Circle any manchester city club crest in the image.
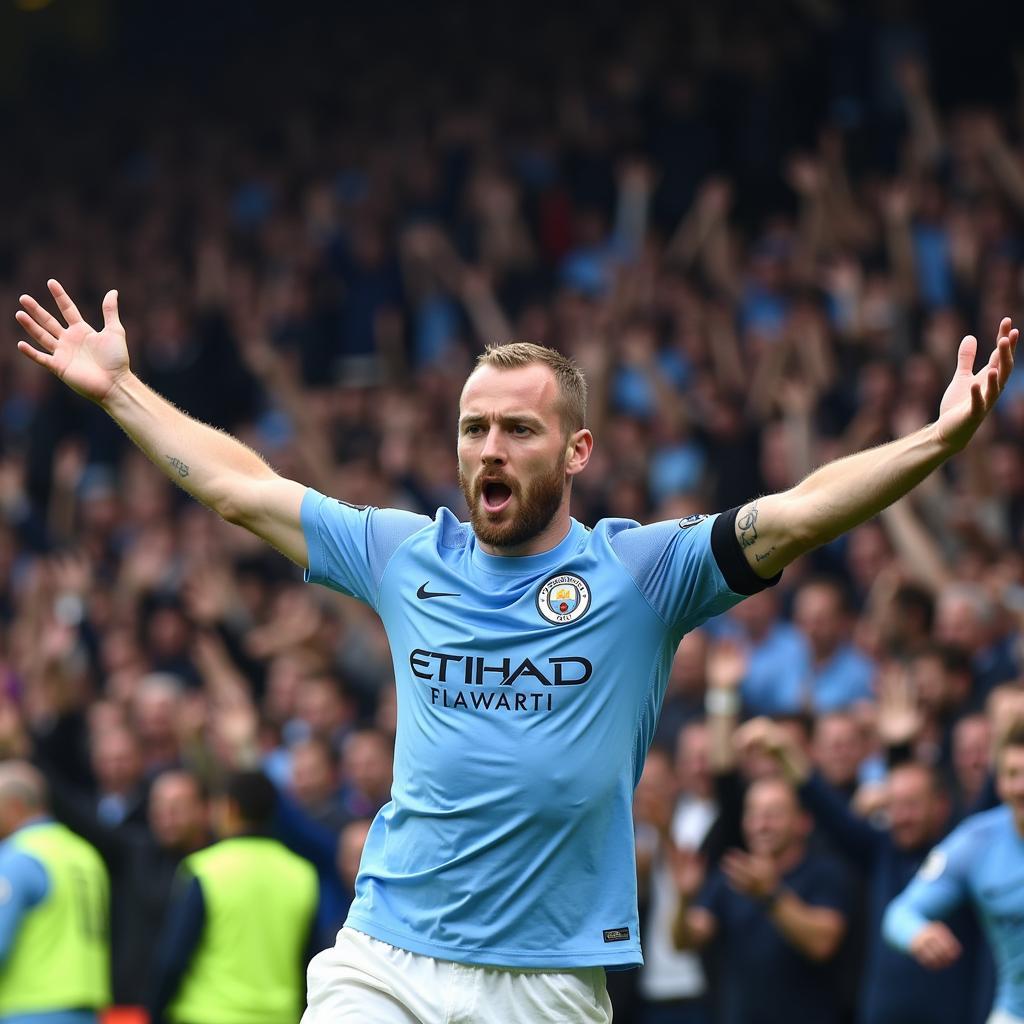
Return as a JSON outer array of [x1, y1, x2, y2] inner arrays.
[[537, 572, 591, 625]]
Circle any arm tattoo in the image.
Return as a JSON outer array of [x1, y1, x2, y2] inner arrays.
[[754, 546, 777, 563], [166, 456, 190, 479], [737, 500, 760, 549]]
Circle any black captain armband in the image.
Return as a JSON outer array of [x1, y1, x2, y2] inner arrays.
[[710, 507, 783, 596]]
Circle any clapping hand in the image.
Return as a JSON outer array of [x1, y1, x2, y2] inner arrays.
[[722, 849, 779, 901]]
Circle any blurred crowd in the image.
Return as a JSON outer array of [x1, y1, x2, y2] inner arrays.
[[2, 0, 1024, 1021]]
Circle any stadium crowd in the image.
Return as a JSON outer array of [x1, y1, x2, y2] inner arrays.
[[1, 1, 1024, 1021]]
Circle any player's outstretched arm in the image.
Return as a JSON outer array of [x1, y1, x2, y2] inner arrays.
[[16, 281, 308, 567], [736, 316, 1018, 577]]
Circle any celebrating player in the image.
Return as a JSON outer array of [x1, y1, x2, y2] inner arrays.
[[884, 720, 1024, 1024], [14, 281, 1016, 1022]]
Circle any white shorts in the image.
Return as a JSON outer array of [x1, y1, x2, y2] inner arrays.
[[302, 927, 614, 1024]]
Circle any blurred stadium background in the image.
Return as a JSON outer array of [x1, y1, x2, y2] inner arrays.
[[2, 0, 1024, 1021]]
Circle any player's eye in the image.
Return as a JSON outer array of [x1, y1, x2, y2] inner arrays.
[[511, 424, 531, 435], [464, 424, 483, 436]]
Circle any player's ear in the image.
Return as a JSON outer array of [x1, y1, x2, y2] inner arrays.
[[565, 429, 593, 477]]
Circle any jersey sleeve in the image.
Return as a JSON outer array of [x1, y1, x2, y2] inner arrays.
[[0, 847, 48, 965], [609, 507, 782, 633], [882, 825, 976, 951], [301, 489, 432, 608]]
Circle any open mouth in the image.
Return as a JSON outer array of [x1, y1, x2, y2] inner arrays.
[[481, 480, 513, 514]]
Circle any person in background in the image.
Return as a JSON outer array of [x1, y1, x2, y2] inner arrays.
[[88, 727, 147, 829], [952, 714, 994, 816], [885, 720, 1024, 1024], [289, 737, 348, 832], [636, 725, 714, 1024], [336, 818, 372, 906], [671, 775, 851, 1024], [739, 715, 990, 1024], [790, 579, 877, 715], [35, 757, 209, 1008], [337, 727, 394, 822], [0, 761, 110, 1024], [811, 712, 870, 802], [147, 770, 318, 1024], [723, 587, 805, 717]]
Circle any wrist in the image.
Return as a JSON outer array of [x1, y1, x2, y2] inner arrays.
[[100, 369, 141, 414]]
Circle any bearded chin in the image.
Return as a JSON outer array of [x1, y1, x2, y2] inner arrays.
[[460, 459, 566, 550]]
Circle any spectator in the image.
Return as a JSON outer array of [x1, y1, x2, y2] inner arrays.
[[637, 724, 715, 1023], [812, 712, 870, 801], [89, 726, 148, 829], [788, 579, 877, 715], [337, 728, 394, 822], [289, 737, 347, 832], [671, 776, 851, 1024], [722, 587, 805, 717], [738, 716, 990, 1024], [952, 714, 993, 816], [0, 4, 1022, 1017], [147, 771, 318, 1024]]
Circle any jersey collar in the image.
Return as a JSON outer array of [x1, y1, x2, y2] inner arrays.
[[470, 519, 585, 576]]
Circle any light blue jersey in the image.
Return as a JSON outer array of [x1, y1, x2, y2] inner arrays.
[[302, 491, 776, 968], [884, 805, 1024, 1018]]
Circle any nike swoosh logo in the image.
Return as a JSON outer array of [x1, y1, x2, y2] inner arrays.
[[416, 582, 461, 600]]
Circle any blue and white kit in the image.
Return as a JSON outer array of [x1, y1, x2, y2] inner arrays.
[[302, 491, 776, 969], [885, 805, 1024, 1020]]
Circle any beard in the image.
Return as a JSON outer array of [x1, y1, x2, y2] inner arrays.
[[459, 455, 566, 550]]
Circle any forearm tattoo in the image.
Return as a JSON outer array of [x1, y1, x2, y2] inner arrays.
[[166, 456, 190, 478]]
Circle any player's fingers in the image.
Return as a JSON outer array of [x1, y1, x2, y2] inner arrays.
[[956, 335, 977, 375], [16, 340, 55, 371], [47, 278, 83, 325], [18, 294, 64, 340], [984, 366, 999, 406], [970, 381, 985, 418], [998, 334, 1014, 385], [995, 316, 1012, 346], [14, 310, 57, 352], [999, 335, 1015, 387], [101, 289, 122, 333]]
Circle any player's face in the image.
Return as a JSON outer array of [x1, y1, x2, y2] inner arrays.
[[457, 364, 575, 550]]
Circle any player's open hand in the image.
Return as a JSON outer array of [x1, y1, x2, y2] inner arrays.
[[935, 316, 1017, 452], [15, 280, 130, 405]]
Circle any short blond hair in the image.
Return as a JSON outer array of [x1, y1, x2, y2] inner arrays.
[[475, 342, 587, 433], [996, 716, 1024, 765]]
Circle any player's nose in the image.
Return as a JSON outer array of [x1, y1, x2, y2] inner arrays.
[[480, 425, 507, 464]]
